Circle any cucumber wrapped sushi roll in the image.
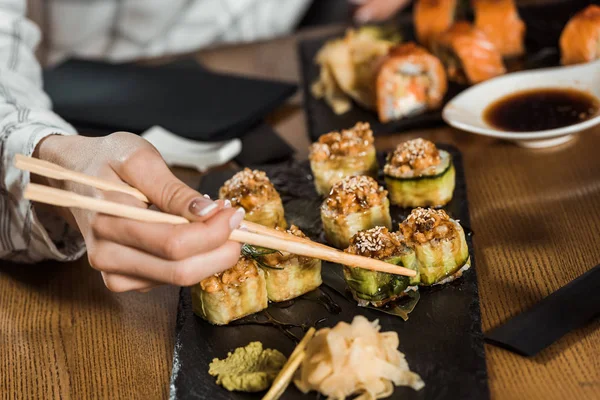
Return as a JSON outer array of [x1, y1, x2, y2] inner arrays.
[[191, 256, 268, 325], [384, 138, 455, 207], [309, 122, 378, 196], [400, 208, 470, 285], [219, 168, 287, 228], [321, 175, 392, 249], [244, 225, 322, 302], [343, 226, 420, 307]]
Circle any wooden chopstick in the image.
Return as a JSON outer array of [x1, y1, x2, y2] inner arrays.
[[15, 154, 311, 244], [23, 183, 416, 277], [15, 154, 149, 203], [262, 327, 316, 400]]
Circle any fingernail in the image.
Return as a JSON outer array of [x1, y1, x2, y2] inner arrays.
[[224, 199, 232, 209], [203, 194, 211, 199], [354, 8, 372, 22], [189, 198, 219, 217], [229, 208, 245, 229]]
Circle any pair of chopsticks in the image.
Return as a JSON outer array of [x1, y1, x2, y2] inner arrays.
[[262, 328, 315, 400], [15, 154, 416, 277]]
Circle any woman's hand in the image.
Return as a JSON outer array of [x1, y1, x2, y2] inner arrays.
[[33, 132, 244, 292], [351, 0, 412, 23]]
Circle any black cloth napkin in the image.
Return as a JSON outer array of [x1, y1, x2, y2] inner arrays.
[[43, 59, 297, 142], [235, 123, 295, 166], [485, 264, 600, 357]]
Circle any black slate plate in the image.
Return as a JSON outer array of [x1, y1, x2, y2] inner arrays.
[[299, 0, 596, 141], [169, 144, 489, 400]]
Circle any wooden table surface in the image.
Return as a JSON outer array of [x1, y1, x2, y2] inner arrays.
[[2, 28, 600, 400]]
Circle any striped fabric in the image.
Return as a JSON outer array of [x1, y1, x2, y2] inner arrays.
[[0, 0, 311, 262]]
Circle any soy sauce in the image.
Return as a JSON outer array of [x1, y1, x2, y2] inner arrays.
[[483, 88, 599, 132]]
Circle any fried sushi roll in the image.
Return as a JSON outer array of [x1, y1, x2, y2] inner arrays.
[[343, 227, 420, 307], [400, 208, 470, 286], [309, 122, 378, 196], [559, 5, 600, 66], [432, 22, 506, 84], [414, 0, 458, 49], [219, 168, 286, 229], [321, 176, 392, 249], [376, 43, 448, 123], [191, 256, 268, 325], [473, 0, 526, 58], [244, 225, 322, 303], [384, 139, 454, 207]]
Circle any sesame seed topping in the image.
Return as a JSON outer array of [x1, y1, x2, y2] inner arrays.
[[309, 122, 374, 161], [323, 176, 388, 215], [384, 138, 441, 176], [219, 168, 278, 208], [345, 226, 406, 259]]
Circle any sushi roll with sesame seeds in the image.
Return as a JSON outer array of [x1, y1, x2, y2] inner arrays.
[[219, 168, 287, 229], [321, 175, 392, 249], [343, 227, 420, 307], [400, 208, 470, 285], [242, 225, 322, 302], [309, 122, 378, 196], [384, 138, 455, 207], [191, 256, 268, 325]]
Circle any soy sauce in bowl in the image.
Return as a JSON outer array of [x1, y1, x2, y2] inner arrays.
[[483, 88, 600, 132]]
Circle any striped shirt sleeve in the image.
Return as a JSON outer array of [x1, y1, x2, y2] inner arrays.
[[0, 0, 85, 263]]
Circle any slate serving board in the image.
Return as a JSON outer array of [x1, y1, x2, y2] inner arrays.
[[169, 145, 489, 400], [299, 0, 596, 141]]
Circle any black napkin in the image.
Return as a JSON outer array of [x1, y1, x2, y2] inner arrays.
[[43, 59, 297, 142], [485, 264, 600, 357], [235, 123, 295, 166]]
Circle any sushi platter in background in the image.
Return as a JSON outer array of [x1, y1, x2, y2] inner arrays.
[[299, 0, 599, 141], [170, 125, 488, 399]]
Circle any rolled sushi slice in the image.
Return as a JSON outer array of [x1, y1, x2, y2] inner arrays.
[[400, 208, 470, 286], [384, 138, 455, 207], [309, 122, 378, 196], [343, 226, 420, 307], [244, 225, 322, 302], [376, 42, 448, 123], [191, 256, 268, 325], [321, 175, 392, 249], [219, 168, 287, 228]]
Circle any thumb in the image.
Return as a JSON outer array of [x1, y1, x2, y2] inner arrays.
[[115, 146, 225, 221]]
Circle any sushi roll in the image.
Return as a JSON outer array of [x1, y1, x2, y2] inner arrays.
[[309, 122, 378, 196], [431, 22, 506, 84], [400, 208, 470, 286], [559, 5, 600, 66], [321, 175, 392, 249], [191, 256, 268, 325], [414, 0, 459, 49], [473, 0, 526, 58], [384, 139, 455, 207], [343, 227, 420, 307], [244, 225, 322, 302], [219, 168, 287, 229], [376, 43, 448, 123]]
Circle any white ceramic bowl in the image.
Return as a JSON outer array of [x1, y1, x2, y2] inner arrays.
[[442, 59, 600, 148]]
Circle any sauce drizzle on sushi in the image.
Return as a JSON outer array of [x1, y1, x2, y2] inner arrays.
[[484, 88, 599, 132]]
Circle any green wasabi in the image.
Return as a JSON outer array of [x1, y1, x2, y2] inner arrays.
[[209, 342, 287, 392]]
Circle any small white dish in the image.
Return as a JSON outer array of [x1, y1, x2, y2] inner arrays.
[[442, 59, 600, 148]]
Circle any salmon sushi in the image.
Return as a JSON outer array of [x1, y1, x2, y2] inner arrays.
[[560, 5, 600, 65], [473, 0, 526, 58], [432, 22, 506, 84], [414, 0, 459, 49]]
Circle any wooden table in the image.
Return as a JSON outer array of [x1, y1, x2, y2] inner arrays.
[[2, 32, 599, 400]]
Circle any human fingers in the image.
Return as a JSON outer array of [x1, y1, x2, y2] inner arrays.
[[88, 240, 242, 286], [354, 0, 411, 22], [91, 207, 245, 260]]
